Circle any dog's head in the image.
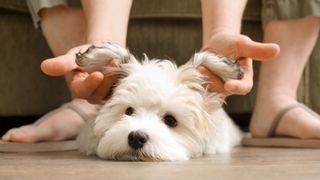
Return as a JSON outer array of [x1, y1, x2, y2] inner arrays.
[[76, 42, 243, 161]]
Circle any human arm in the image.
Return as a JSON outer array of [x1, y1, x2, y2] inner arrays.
[[200, 0, 280, 95], [40, 0, 133, 103]]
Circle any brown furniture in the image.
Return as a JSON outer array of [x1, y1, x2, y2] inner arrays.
[[0, 0, 319, 117]]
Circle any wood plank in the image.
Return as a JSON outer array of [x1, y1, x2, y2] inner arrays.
[[1, 147, 320, 180], [0, 140, 77, 152]]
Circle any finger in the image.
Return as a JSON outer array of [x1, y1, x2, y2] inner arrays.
[[71, 71, 104, 99], [41, 44, 92, 76], [87, 73, 118, 104], [237, 36, 280, 61], [41, 53, 78, 76], [224, 58, 253, 95], [224, 79, 253, 95], [197, 66, 226, 93]]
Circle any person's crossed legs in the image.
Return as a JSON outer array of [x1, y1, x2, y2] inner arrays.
[[2, 6, 97, 143], [250, 16, 320, 139]]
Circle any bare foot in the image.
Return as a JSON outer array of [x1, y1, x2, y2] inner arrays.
[[250, 94, 320, 139], [1, 99, 98, 143]]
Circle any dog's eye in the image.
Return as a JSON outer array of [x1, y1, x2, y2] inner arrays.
[[164, 115, 177, 127], [125, 107, 134, 116]]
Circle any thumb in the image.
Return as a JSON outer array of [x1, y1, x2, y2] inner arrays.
[[41, 52, 78, 76], [40, 44, 92, 76], [237, 36, 280, 61]]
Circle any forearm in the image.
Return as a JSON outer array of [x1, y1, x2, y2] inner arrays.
[[201, 0, 247, 45], [81, 0, 132, 46], [40, 6, 86, 56]]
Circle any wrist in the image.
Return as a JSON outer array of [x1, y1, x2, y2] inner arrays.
[[210, 27, 239, 37], [86, 37, 126, 47], [86, 38, 108, 45], [202, 27, 240, 48], [86, 28, 127, 47], [202, 28, 237, 50]]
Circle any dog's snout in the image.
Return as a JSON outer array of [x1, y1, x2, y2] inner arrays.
[[128, 130, 149, 149]]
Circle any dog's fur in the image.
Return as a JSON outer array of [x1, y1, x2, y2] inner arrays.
[[76, 42, 243, 161]]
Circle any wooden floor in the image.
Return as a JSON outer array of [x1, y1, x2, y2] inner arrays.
[[1, 147, 319, 180]]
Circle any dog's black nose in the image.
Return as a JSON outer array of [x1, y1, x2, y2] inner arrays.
[[128, 131, 149, 149]]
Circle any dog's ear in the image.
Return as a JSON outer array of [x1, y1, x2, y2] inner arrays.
[[176, 63, 225, 112], [75, 42, 137, 75], [177, 51, 243, 89], [190, 51, 244, 82], [176, 51, 244, 110]]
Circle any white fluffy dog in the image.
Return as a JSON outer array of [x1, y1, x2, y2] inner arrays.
[[76, 42, 243, 161]]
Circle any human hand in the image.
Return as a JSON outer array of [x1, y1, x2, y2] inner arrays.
[[41, 44, 118, 104], [199, 31, 280, 96]]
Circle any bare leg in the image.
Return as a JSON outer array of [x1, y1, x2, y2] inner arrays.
[[250, 16, 320, 138], [2, 6, 97, 142]]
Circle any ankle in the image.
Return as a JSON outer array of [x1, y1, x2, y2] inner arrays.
[[72, 99, 96, 108], [256, 89, 297, 106], [250, 91, 297, 137]]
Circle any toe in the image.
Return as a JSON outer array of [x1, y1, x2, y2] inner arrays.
[[1, 132, 11, 141], [2, 127, 21, 142], [2, 125, 51, 143], [7, 126, 39, 143]]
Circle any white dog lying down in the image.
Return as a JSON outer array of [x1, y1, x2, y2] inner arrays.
[[76, 42, 243, 161]]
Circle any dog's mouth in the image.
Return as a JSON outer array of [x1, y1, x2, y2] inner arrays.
[[111, 149, 161, 161], [129, 150, 151, 161]]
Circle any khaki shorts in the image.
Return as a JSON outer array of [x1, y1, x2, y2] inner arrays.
[[28, 0, 320, 29], [26, 0, 68, 29], [262, 0, 320, 28], [26, 0, 83, 29]]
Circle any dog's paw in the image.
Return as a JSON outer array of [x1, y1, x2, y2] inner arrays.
[[75, 42, 130, 73], [192, 52, 244, 82]]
